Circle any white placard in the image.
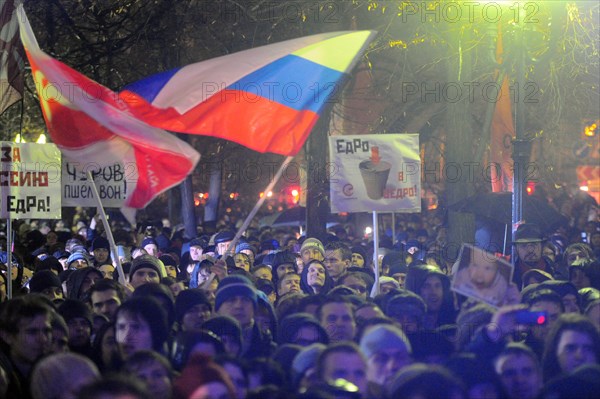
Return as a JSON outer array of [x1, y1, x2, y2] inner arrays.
[[329, 134, 421, 213], [0, 142, 61, 219], [61, 159, 134, 207]]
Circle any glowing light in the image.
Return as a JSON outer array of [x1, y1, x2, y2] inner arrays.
[[365, 227, 372, 235], [36, 134, 47, 144], [580, 186, 589, 192], [14, 134, 25, 143], [291, 189, 299, 197], [266, 191, 273, 198], [537, 315, 546, 325]]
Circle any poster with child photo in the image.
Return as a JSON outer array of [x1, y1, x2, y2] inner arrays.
[[451, 244, 513, 307]]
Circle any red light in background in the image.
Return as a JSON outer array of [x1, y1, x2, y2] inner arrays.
[[537, 315, 546, 325], [526, 182, 536, 195]]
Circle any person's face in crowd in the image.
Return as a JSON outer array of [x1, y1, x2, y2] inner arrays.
[[91, 289, 122, 319], [233, 254, 251, 272], [189, 245, 204, 262], [70, 258, 89, 269], [495, 353, 542, 399], [468, 250, 499, 289], [93, 248, 110, 264], [101, 327, 118, 367], [542, 245, 556, 262], [196, 267, 212, 286], [301, 247, 323, 264], [566, 250, 588, 267], [81, 272, 102, 294], [144, 244, 159, 257], [562, 294, 580, 313], [278, 273, 301, 297], [41, 286, 63, 302], [570, 268, 591, 290], [0, 279, 5, 303], [130, 360, 172, 399], [255, 306, 272, 336], [591, 233, 600, 248], [292, 325, 323, 346], [58, 257, 69, 270], [296, 257, 305, 275], [388, 310, 420, 334], [116, 312, 153, 359], [420, 275, 444, 313], [99, 264, 115, 280], [51, 325, 69, 353], [189, 381, 232, 399], [530, 300, 562, 341], [46, 231, 58, 246], [366, 347, 412, 386], [556, 329, 597, 374], [220, 334, 241, 357], [516, 242, 542, 264], [321, 351, 368, 396], [355, 305, 385, 324], [252, 267, 272, 281], [319, 302, 356, 342], [169, 281, 185, 297], [276, 263, 295, 280], [307, 262, 326, 289], [380, 282, 398, 295], [217, 241, 233, 256], [351, 252, 365, 268], [67, 317, 91, 347], [341, 275, 368, 299], [6, 314, 52, 366], [218, 295, 254, 329], [586, 303, 600, 331], [222, 361, 247, 399], [324, 249, 350, 280], [241, 249, 255, 265], [181, 303, 212, 333], [393, 272, 407, 289], [165, 265, 178, 279], [130, 267, 160, 289], [202, 279, 218, 305]]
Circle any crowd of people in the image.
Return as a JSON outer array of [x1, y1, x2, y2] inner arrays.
[[0, 196, 600, 399]]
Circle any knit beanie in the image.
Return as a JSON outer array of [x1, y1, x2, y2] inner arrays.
[[386, 293, 427, 320], [202, 315, 242, 350], [379, 276, 400, 290], [36, 256, 64, 275], [300, 238, 324, 258], [214, 230, 235, 244], [272, 251, 297, 274], [130, 255, 163, 279], [29, 270, 62, 294], [214, 275, 257, 311], [277, 312, 328, 345], [141, 237, 158, 248], [235, 242, 255, 255], [91, 237, 109, 251], [351, 246, 368, 263], [174, 289, 212, 324], [57, 299, 93, 327], [360, 324, 412, 359], [67, 251, 89, 267]]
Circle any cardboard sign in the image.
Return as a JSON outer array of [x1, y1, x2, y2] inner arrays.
[[62, 159, 135, 208], [451, 243, 514, 307], [329, 134, 421, 213], [0, 142, 61, 219]]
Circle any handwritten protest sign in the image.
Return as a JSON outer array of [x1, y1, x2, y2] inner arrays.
[[329, 134, 421, 213], [62, 159, 135, 208], [0, 142, 61, 219]]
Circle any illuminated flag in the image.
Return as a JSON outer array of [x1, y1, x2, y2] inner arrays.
[[490, 27, 515, 193], [17, 6, 200, 209], [0, 0, 25, 114], [119, 30, 376, 156]]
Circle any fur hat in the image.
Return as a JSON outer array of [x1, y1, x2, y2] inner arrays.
[[29, 270, 62, 294]]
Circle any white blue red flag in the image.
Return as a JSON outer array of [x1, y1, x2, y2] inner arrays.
[[119, 30, 376, 156], [17, 6, 200, 209], [0, 0, 25, 114]]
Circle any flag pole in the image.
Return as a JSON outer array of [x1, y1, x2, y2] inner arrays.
[[370, 211, 380, 298], [6, 220, 12, 299], [87, 172, 126, 285], [224, 155, 295, 256]]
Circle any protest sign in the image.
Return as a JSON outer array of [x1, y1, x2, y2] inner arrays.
[[62, 159, 135, 208], [0, 142, 61, 219], [329, 134, 421, 213], [451, 243, 514, 307]]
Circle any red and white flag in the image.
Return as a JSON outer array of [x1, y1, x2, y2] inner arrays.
[[17, 6, 200, 211], [0, 0, 25, 114]]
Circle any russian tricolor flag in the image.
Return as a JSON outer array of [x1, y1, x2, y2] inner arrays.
[[119, 31, 376, 156]]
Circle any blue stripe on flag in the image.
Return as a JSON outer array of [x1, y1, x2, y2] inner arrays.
[[226, 55, 344, 113], [122, 67, 181, 103]]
